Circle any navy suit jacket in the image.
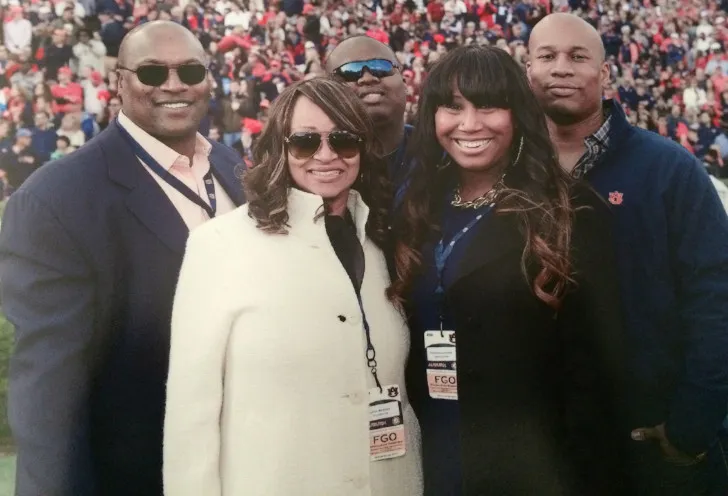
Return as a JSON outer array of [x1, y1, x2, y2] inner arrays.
[[0, 121, 245, 496]]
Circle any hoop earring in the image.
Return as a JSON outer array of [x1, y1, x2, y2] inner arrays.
[[512, 135, 524, 167], [437, 151, 453, 171]]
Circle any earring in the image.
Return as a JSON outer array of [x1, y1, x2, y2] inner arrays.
[[437, 151, 452, 171], [512, 135, 524, 167]]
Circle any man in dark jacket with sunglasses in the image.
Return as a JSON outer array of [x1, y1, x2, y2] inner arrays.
[[326, 35, 412, 207], [0, 21, 245, 496]]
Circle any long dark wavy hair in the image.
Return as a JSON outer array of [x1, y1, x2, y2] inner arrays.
[[243, 77, 391, 248], [388, 45, 576, 310]]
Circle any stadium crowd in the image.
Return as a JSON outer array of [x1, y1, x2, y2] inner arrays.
[[0, 0, 726, 190]]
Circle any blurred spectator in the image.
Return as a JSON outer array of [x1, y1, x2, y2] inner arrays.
[[81, 70, 107, 116], [50, 66, 83, 114], [5, 7, 33, 57], [0, 121, 13, 151], [98, 10, 127, 73], [30, 111, 57, 163], [56, 111, 85, 150], [714, 117, 728, 174], [49, 134, 72, 160], [72, 28, 107, 76], [684, 78, 708, 111], [44, 28, 74, 81], [234, 116, 262, 166], [0, 128, 39, 193]]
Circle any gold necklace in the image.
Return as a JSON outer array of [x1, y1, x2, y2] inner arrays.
[[451, 175, 506, 209]]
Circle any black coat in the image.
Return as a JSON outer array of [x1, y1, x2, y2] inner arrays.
[[406, 187, 630, 495]]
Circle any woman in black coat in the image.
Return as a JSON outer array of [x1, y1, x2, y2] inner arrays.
[[389, 45, 630, 495]]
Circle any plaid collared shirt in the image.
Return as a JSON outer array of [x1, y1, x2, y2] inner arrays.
[[571, 112, 612, 179]]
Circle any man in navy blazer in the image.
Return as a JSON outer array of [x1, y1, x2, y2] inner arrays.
[[0, 22, 245, 496]]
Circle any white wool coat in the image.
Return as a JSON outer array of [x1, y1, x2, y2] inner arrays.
[[163, 188, 423, 496]]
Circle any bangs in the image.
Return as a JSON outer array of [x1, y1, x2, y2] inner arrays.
[[426, 47, 512, 109]]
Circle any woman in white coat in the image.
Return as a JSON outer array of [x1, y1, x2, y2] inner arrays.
[[163, 78, 423, 496]]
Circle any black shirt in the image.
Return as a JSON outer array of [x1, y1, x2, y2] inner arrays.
[[43, 44, 74, 81], [324, 211, 364, 294], [0, 146, 40, 190]]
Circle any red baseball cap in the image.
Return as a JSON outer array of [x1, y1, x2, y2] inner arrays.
[[241, 117, 263, 134]]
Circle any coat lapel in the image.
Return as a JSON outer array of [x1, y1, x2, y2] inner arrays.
[[451, 210, 524, 285], [125, 181, 189, 254], [101, 121, 189, 255], [209, 144, 246, 206]]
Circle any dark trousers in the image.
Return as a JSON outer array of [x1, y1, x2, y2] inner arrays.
[[626, 429, 728, 496]]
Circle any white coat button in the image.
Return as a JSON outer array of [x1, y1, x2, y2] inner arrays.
[[353, 476, 369, 489]]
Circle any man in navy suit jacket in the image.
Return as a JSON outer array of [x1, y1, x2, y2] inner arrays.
[[0, 21, 245, 496]]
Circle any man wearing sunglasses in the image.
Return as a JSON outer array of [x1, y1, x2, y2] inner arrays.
[[325, 35, 411, 207], [0, 21, 245, 496]]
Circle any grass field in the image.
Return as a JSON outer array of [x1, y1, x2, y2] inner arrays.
[[0, 307, 13, 496], [0, 456, 14, 495], [0, 200, 16, 495], [0, 313, 12, 495]]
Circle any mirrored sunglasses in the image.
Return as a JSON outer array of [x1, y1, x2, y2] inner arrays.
[[333, 59, 399, 82]]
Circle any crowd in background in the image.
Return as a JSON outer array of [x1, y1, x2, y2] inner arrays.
[[0, 0, 727, 192]]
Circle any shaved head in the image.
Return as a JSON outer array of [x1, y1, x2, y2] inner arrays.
[[118, 21, 205, 69], [529, 13, 605, 62], [323, 35, 406, 132], [527, 13, 610, 125], [325, 35, 397, 73], [116, 21, 210, 145]]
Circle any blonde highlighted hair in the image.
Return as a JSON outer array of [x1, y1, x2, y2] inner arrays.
[[242, 77, 391, 248]]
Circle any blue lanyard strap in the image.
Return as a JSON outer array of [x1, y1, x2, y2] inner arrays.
[[434, 207, 491, 295], [117, 119, 217, 218]]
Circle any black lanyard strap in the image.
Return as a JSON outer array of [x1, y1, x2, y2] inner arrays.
[[359, 295, 382, 391], [326, 213, 383, 391], [117, 119, 217, 218]]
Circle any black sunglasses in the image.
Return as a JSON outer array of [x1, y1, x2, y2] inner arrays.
[[285, 131, 363, 159], [333, 59, 399, 82], [117, 63, 208, 87]]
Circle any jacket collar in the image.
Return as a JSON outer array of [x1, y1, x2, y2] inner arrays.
[[604, 99, 634, 146], [286, 187, 369, 247], [117, 110, 213, 172], [99, 120, 244, 254]]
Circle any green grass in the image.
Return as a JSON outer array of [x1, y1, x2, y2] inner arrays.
[[0, 313, 12, 445], [0, 310, 12, 495], [0, 311, 14, 496], [0, 199, 15, 495], [0, 456, 14, 495]]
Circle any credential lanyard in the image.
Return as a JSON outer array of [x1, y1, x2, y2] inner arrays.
[[357, 294, 383, 392], [434, 207, 491, 326], [325, 215, 383, 392], [117, 120, 217, 218]]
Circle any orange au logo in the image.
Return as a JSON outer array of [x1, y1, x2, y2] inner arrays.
[[608, 191, 624, 205]]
